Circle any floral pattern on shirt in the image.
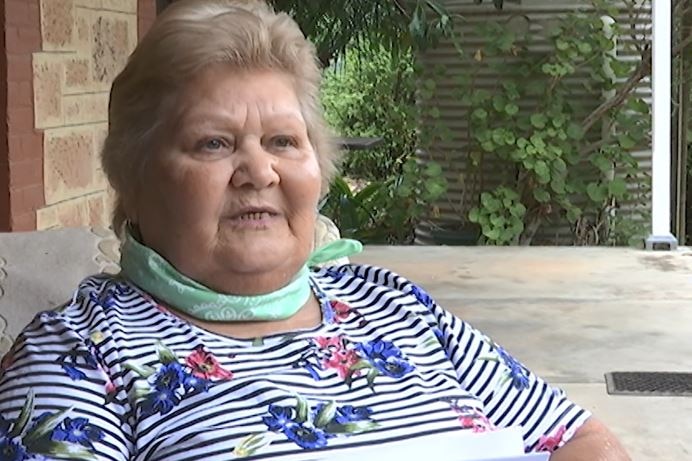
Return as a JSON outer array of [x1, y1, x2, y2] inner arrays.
[[478, 341, 530, 391], [230, 395, 378, 457], [0, 391, 104, 461], [536, 425, 567, 452], [295, 335, 416, 390], [126, 342, 234, 417]]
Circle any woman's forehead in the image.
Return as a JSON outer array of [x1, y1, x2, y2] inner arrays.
[[173, 68, 306, 126]]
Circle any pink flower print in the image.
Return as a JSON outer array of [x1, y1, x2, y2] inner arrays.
[[323, 348, 360, 379], [536, 425, 567, 452], [314, 336, 342, 350], [330, 300, 351, 322], [451, 403, 494, 433], [186, 346, 233, 380], [313, 336, 361, 379]]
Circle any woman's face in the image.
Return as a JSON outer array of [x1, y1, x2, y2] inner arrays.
[[130, 67, 322, 295]]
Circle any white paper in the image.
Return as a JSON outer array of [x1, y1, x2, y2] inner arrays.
[[320, 427, 549, 461]]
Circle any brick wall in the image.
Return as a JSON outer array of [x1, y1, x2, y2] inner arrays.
[[3, 0, 44, 231], [0, 0, 157, 231]]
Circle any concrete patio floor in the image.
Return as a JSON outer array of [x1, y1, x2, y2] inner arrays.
[[0, 228, 690, 459], [353, 246, 692, 460]]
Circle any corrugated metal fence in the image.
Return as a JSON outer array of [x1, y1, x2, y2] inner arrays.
[[415, 0, 652, 245]]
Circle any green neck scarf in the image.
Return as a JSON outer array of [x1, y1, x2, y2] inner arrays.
[[119, 230, 362, 322]]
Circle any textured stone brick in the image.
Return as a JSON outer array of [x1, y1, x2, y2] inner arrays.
[[32, 54, 64, 129], [91, 13, 132, 87], [74, 0, 103, 8], [36, 205, 59, 230], [55, 197, 89, 227], [63, 92, 108, 125], [92, 123, 109, 189], [87, 192, 108, 227], [40, 0, 75, 51], [64, 57, 91, 92], [44, 128, 95, 204], [102, 0, 137, 13], [73, 7, 92, 53]]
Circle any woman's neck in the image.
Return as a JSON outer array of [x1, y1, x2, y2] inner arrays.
[[161, 293, 323, 340]]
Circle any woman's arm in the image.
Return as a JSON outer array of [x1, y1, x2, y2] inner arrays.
[[551, 418, 631, 461]]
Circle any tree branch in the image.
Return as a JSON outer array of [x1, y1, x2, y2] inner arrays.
[[581, 47, 651, 134]]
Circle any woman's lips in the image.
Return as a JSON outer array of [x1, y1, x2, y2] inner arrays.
[[227, 210, 279, 229]]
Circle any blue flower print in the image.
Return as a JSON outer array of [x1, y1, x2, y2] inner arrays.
[[283, 424, 329, 450], [154, 362, 185, 392], [267, 402, 334, 449], [183, 373, 210, 394], [52, 417, 104, 449], [496, 346, 530, 390], [334, 405, 373, 424], [62, 364, 87, 381], [0, 438, 28, 461], [142, 387, 181, 416], [409, 284, 434, 308], [59, 343, 101, 381], [263, 405, 296, 432], [357, 340, 415, 378]]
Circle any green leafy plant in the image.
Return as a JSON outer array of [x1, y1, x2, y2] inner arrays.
[[321, 158, 447, 244], [321, 44, 417, 181], [457, 2, 653, 245]]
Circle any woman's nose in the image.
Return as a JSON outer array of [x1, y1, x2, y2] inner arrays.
[[230, 141, 280, 189]]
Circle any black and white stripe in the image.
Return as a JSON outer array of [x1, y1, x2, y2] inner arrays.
[[0, 265, 589, 460]]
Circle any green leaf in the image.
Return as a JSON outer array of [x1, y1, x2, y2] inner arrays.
[[483, 227, 501, 241], [533, 188, 551, 203], [123, 362, 156, 378], [566, 207, 582, 222], [556, 39, 569, 51], [295, 395, 309, 424], [25, 440, 97, 461], [617, 133, 636, 149], [366, 368, 379, 388], [490, 216, 506, 227], [429, 107, 441, 119], [493, 95, 506, 112], [314, 401, 338, 428], [608, 177, 628, 198], [425, 162, 442, 176], [553, 158, 567, 173], [325, 420, 380, 435], [534, 160, 550, 183], [9, 391, 35, 438], [586, 182, 606, 203], [481, 193, 501, 212], [550, 177, 565, 193], [530, 113, 548, 129], [472, 108, 488, 120], [510, 203, 527, 218], [24, 407, 73, 445], [577, 41, 592, 54], [155, 342, 178, 365], [468, 207, 481, 223], [232, 433, 272, 457], [505, 102, 519, 117]]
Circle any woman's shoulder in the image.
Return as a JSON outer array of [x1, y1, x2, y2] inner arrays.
[[314, 263, 419, 293]]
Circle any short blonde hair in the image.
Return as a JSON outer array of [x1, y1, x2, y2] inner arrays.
[[102, 0, 337, 235]]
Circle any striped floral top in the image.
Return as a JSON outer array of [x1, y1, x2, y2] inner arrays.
[[0, 264, 589, 461]]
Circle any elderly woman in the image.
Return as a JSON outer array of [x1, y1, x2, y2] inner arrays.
[[0, 1, 628, 460]]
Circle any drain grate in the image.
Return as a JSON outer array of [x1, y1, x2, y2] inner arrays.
[[605, 372, 692, 396]]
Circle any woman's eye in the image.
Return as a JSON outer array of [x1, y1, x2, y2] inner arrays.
[[270, 135, 296, 149], [197, 137, 231, 153], [205, 138, 225, 150]]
